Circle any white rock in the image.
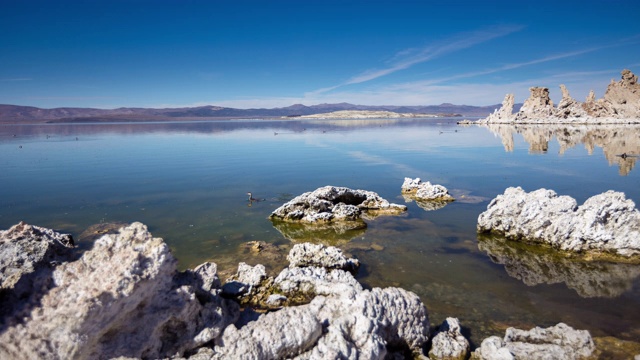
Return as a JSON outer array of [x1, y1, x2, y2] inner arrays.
[[478, 187, 640, 259], [274, 266, 363, 300], [473, 323, 594, 360], [0, 222, 238, 359], [401, 177, 454, 202], [428, 317, 470, 360], [214, 286, 430, 359], [287, 243, 359, 271], [270, 186, 406, 224]]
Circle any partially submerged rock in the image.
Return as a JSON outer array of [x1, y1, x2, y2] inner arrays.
[[269, 185, 406, 225], [0, 222, 239, 360], [269, 186, 406, 244], [477, 187, 640, 261], [401, 177, 455, 202], [472, 323, 595, 359], [225, 243, 363, 307]]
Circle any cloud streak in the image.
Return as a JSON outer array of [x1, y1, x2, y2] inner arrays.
[[311, 25, 524, 95]]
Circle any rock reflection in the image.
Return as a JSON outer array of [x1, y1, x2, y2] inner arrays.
[[482, 124, 640, 175], [270, 220, 367, 246], [401, 194, 450, 211], [477, 234, 640, 298]]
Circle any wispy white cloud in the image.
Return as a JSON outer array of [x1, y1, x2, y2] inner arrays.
[[310, 25, 524, 95], [387, 47, 604, 90]]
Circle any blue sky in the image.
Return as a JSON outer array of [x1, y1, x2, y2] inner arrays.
[[1, 0, 639, 109]]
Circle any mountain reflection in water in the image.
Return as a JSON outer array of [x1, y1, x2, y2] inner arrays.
[[482, 124, 640, 175]]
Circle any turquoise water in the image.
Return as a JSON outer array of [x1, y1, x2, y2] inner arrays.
[[1, 119, 639, 345]]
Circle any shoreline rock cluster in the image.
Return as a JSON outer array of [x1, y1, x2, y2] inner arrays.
[[1, 221, 609, 359], [477, 69, 640, 124], [3, 178, 640, 358]]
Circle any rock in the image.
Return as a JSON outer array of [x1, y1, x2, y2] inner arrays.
[[473, 323, 595, 359], [287, 242, 359, 272], [0, 222, 75, 322], [401, 178, 454, 203], [274, 266, 364, 302], [429, 317, 470, 360], [478, 69, 640, 124], [478, 234, 640, 298], [269, 185, 406, 225], [213, 286, 430, 359], [213, 305, 324, 359], [222, 262, 267, 296], [514, 87, 556, 122], [265, 294, 287, 307], [483, 94, 515, 123], [602, 69, 640, 118], [0, 222, 239, 360], [556, 84, 588, 119], [477, 187, 640, 261]]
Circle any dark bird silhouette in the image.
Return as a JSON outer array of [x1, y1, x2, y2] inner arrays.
[[247, 192, 265, 202], [617, 153, 638, 159]]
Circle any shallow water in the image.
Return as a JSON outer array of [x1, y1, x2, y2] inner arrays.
[[1, 119, 639, 345]]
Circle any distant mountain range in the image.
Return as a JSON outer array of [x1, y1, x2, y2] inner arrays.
[[0, 102, 522, 123]]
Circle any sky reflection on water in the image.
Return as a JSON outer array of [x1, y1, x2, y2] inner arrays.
[[1, 119, 639, 344]]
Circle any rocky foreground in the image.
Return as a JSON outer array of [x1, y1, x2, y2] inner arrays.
[[477, 69, 640, 124], [1, 220, 622, 359]]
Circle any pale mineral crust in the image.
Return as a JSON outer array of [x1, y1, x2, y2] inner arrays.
[[429, 317, 470, 360], [269, 186, 407, 224], [477, 187, 640, 260], [401, 177, 454, 201], [472, 323, 595, 360], [0, 222, 239, 360]]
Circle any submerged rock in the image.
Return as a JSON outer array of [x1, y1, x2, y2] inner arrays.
[[269, 185, 406, 225], [271, 218, 367, 245], [472, 323, 595, 359], [0, 222, 239, 360], [477, 187, 640, 261]]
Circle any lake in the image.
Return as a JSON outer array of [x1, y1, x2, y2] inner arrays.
[[1, 118, 639, 346]]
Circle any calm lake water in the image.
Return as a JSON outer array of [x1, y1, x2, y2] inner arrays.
[[1, 118, 639, 346]]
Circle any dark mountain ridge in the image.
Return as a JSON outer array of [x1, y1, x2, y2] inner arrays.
[[0, 102, 520, 123]]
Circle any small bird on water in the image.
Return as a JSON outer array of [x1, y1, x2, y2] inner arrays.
[[247, 192, 265, 202]]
